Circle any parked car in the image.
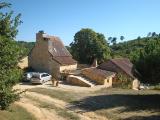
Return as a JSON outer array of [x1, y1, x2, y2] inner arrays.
[[31, 73, 52, 84], [140, 83, 150, 89], [22, 72, 35, 82]]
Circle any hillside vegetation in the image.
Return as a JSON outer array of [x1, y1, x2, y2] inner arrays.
[[111, 35, 160, 84], [17, 41, 35, 58]]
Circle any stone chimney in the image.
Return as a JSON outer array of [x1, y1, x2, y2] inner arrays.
[[36, 30, 45, 42], [91, 58, 98, 67]]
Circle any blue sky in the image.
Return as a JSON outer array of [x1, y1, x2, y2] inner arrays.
[[5, 0, 160, 45]]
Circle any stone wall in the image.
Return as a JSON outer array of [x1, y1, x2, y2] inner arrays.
[[28, 33, 50, 73], [67, 75, 92, 87], [82, 68, 115, 87], [48, 57, 61, 78], [60, 64, 77, 72]]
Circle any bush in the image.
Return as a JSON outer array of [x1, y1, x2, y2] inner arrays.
[[113, 73, 132, 89], [0, 2, 22, 110], [0, 87, 19, 110]]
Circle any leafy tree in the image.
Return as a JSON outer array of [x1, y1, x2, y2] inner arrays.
[[17, 41, 35, 58], [151, 32, 157, 37], [134, 39, 160, 84], [120, 36, 125, 41], [111, 34, 160, 84], [70, 28, 110, 64], [111, 37, 117, 45], [137, 36, 141, 40], [147, 32, 152, 37], [108, 37, 112, 44], [0, 1, 22, 110]]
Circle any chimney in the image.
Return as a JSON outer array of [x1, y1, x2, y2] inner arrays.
[[36, 30, 45, 42], [91, 58, 98, 67]]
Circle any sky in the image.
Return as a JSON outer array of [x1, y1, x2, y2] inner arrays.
[[5, 0, 160, 45]]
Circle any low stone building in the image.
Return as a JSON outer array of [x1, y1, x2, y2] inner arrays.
[[98, 58, 137, 79], [82, 68, 116, 87], [28, 31, 77, 78], [98, 58, 139, 87]]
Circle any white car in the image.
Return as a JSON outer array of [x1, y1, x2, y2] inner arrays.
[[31, 73, 52, 84], [23, 72, 35, 82]]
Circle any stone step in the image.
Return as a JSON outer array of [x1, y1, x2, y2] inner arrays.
[[67, 75, 96, 87], [81, 75, 97, 85]]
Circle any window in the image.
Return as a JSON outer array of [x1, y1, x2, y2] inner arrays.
[[41, 74, 49, 77], [41, 74, 46, 77]]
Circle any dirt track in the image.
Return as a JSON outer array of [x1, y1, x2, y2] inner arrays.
[[15, 82, 108, 120]]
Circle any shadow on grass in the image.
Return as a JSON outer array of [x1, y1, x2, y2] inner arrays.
[[70, 94, 160, 112], [124, 115, 160, 120]]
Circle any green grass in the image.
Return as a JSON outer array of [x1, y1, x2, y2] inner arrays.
[[28, 87, 84, 102], [25, 95, 80, 120], [0, 104, 36, 120]]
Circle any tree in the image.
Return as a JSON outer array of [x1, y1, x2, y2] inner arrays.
[[120, 36, 125, 41], [111, 37, 117, 45], [151, 32, 157, 37], [70, 28, 110, 64], [0, 2, 22, 110], [147, 32, 152, 37], [134, 39, 160, 84], [108, 37, 112, 44]]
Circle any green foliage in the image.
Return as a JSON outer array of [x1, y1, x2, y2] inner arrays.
[[17, 41, 35, 58], [111, 38, 148, 58], [70, 28, 110, 64], [113, 73, 132, 89], [111, 34, 160, 84], [0, 2, 22, 110], [0, 9, 21, 38], [0, 88, 19, 110], [133, 39, 160, 84]]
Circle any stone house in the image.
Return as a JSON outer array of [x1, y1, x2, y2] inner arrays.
[[28, 31, 77, 78], [98, 58, 138, 82]]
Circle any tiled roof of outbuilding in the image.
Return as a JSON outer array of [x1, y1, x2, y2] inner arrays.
[[98, 58, 135, 78]]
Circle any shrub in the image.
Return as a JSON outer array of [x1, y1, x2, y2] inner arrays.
[[0, 87, 19, 110], [113, 73, 132, 89]]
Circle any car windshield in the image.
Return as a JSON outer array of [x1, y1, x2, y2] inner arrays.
[[32, 75, 40, 78], [41, 74, 49, 77]]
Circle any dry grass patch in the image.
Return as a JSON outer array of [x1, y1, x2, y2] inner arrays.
[[72, 88, 160, 120], [28, 87, 85, 102], [25, 95, 80, 120], [0, 104, 36, 120]]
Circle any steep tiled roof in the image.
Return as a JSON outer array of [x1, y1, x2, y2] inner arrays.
[[45, 35, 77, 65], [82, 67, 116, 78], [99, 58, 135, 78], [52, 56, 77, 65], [110, 58, 134, 78]]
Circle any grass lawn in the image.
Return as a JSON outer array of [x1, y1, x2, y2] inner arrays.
[[0, 104, 36, 120], [25, 95, 80, 120], [28, 87, 160, 120], [28, 87, 85, 102], [76, 88, 160, 120]]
